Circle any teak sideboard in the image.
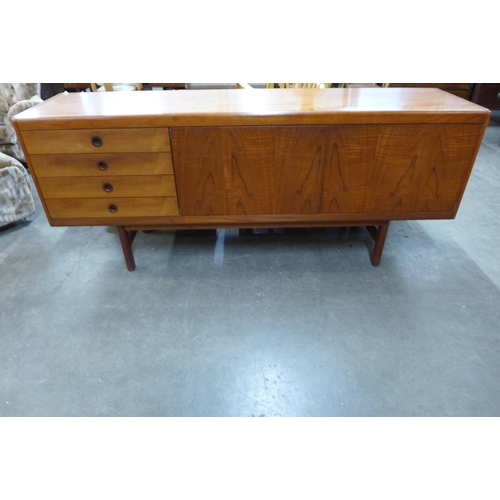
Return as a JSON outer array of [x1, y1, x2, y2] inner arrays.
[[13, 88, 490, 270]]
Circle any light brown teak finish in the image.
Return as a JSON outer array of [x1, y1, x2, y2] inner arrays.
[[14, 88, 488, 129], [46, 197, 179, 218], [38, 175, 177, 198], [21, 128, 171, 154], [171, 123, 483, 218], [12, 88, 490, 268], [29, 152, 174, 177]]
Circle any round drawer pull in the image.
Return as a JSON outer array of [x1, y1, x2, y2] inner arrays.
[[97, 161, 108, 171], [497, 92, 500, 100], [108, 204, 118, 213], [91, 136, 103, 147], [103, 183, 114, 193]]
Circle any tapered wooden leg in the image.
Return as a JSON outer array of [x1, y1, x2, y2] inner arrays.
[[366, 221, 390, 266], [117, 226, 137, 271]]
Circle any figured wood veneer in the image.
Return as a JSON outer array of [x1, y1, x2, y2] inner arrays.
[[171, 124, 482, 218], [12, 88, 490, 269]]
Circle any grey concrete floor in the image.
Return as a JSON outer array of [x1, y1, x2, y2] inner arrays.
[[1, 111, 500, 417]]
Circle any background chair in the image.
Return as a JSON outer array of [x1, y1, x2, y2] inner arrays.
[[235, 83, 254, 89], [90, 83, 143, 92], [236, 83, 332, 89], [280, 83, 332, 88], [268, 83, 332, 89], [338, 83, 390, 88], [0, 83, 43, 164], [0, 152, 35, 227]]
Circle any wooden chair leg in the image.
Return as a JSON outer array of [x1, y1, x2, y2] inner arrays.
[[117, 226, 137, 271], [366, 221, 390, 266]]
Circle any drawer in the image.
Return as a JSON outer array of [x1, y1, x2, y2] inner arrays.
[[38, 175, 177, 198], [21, 128, 171, 154], [46, 197, 179, 218], [29, 152, 174, 177]]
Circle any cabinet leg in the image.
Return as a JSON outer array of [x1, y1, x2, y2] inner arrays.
[[117, 226, 137, 271], [366, 221, 390, 266]]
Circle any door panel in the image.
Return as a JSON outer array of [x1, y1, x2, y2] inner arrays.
[[171, 124, 482, 218]]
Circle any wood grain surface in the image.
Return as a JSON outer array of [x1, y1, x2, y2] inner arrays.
[[29, 152, 173, 177], [46, 197, 179, 219], [38, 175, 177, 198], [172, 124, 483, 217], [21, 128, 171, 154], [13, 88, 489, 130]]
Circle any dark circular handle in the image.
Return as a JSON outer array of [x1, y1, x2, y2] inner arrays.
[[91, 136, 103, 147], [497, 92, 500, 100], [103, 183, 114, 193], [108, 204, 118, 213], [97, 161, 108, 171]]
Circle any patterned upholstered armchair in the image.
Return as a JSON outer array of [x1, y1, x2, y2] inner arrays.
[[0, 152, 35, 227], [0, 83, 42, 163], [0, 83, 40, 227]]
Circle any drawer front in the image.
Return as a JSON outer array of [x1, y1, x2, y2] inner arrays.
[[46, 197, 179, 218], [38, 175, 177, 199], [29, 152, 174, 177], [22, 128, 171, 154]]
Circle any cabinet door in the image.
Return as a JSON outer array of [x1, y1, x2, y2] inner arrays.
[[171, 126, 330, 216], [171, 124, 483, 219]]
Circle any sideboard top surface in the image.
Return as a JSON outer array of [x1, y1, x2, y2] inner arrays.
[[14, 88, 490, 130]]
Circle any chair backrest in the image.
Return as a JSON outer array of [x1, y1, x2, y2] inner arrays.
[[236, 83, 254, 89], [272, 83, 332, 89], [236, 83, 333, 90], [90, 83, 143, 92], [338, 83, 390, 88]]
